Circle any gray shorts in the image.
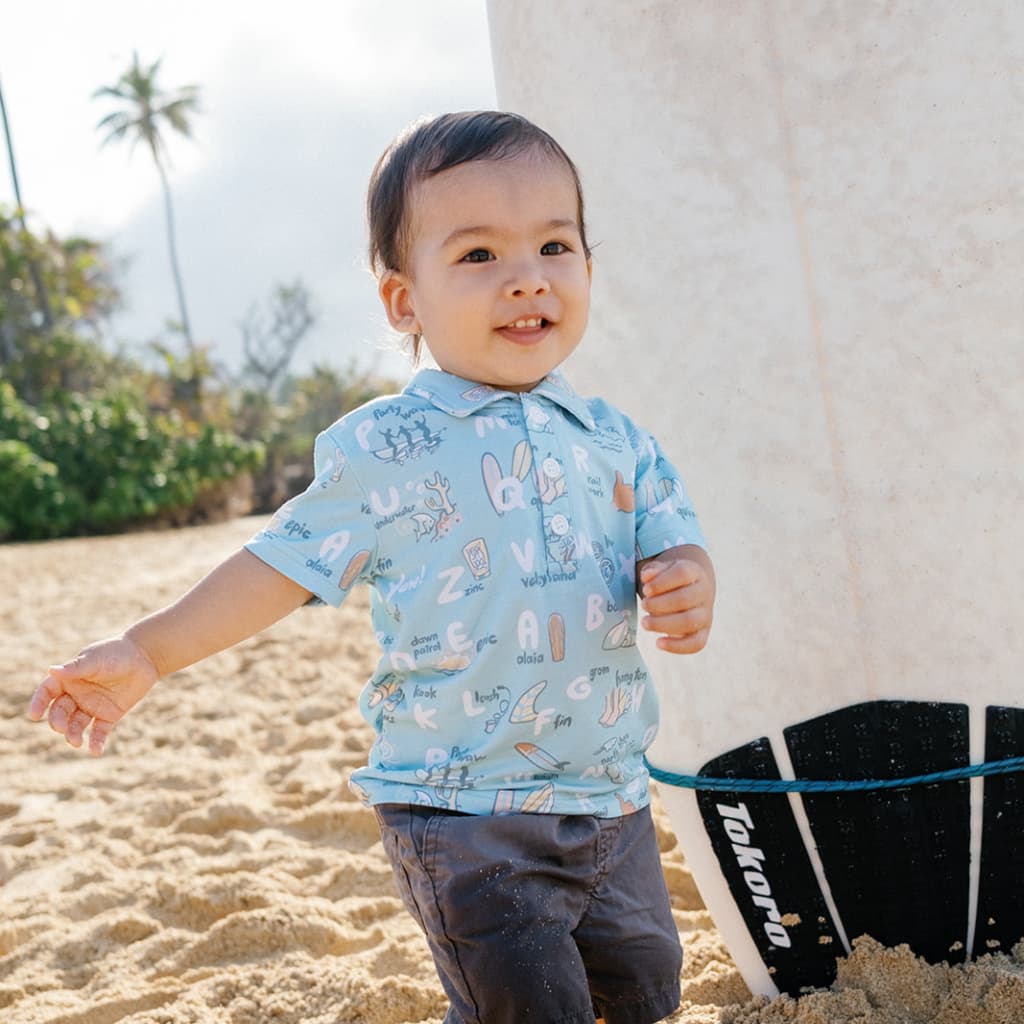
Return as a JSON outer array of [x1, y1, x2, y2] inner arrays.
[[374, 803, 682, 1024]]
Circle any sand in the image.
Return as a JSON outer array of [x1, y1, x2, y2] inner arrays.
[[2, 517, 1024, 1023]]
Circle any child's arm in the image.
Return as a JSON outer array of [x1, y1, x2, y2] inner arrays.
[[637, 545, 715, 654], [28, 549, 312, 756]]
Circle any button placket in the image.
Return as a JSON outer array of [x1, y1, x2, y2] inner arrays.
[[522, 396, 576, 578]]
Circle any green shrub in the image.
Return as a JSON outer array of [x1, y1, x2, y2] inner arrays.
[[0, 381, 263, 541], [0, 439, 86, 540]]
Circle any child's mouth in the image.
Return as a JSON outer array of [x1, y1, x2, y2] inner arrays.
[[498, 317, 552, 346], [506, 317, 549, 329]]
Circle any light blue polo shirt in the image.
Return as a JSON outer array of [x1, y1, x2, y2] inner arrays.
[[246, 368, 705, 817]]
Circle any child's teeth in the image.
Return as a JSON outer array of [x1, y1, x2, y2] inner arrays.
[[512, 318, 540, 328]]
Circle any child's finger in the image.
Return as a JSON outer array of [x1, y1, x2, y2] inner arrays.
[[65, 709, 93, 749], [642, 607, 708, 638], [89, 719, 113, 757], [642, 583, 705, 617], [28, 674, 65, 721], [655, 629, 710, 655], [46, 693, 77, 734], [640, 558, 701, 598], [51, 649, 100, 681]]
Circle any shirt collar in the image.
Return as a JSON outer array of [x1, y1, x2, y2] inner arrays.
[[404, 368, 597, 431]]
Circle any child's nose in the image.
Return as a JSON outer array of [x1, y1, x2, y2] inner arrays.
[[505, 261, 550, 297]]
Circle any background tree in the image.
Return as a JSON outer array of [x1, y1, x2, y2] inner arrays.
[[0, 212, 262, 541], [239, 280, 317, 397], [93, 53, 201, 373], [0, 205, 122, 402], [234, 280, 317, 509], [0, 73, 52, 347]]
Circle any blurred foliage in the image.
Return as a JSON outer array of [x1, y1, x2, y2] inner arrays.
[[0, 380, 262, 540], [0, 206, 132, 401], [239, 281, 315, 396], [0, 206, 399, 542], [236, 361, 395, 512]]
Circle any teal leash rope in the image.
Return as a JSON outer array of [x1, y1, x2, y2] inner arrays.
[[644, 755, 1024, 793]]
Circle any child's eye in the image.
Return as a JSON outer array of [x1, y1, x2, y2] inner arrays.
[[541, 241, 570, 256], [461, 249, 494, 263]]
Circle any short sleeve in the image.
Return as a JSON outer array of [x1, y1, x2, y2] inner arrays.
[[631, 427, 707, 559], [245, 430, 378, 607]]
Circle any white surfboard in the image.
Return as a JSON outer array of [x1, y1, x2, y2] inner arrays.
[[488, 1, 1024, 996]]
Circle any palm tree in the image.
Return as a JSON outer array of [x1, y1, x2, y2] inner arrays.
[[93, 53, 200, 362]]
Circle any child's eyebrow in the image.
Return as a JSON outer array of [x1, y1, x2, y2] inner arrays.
[[440, 218, 579, 249]]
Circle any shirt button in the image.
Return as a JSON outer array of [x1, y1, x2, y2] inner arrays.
[[550, 514, 570, 536], [542, 457, 562, 479], [526, 405, 549, 429]]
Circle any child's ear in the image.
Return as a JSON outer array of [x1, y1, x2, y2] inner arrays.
[[379, 270, 421, 334]]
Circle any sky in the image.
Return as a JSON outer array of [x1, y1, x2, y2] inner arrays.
[[0, 1, 498, 383]]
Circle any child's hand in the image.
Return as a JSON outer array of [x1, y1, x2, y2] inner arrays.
[[28, 637, 160, 756], [639, 546, 715, 654]]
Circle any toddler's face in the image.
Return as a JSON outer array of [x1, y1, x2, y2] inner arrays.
[[380, 153, 592, 392]]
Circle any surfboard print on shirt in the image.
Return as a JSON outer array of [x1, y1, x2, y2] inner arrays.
[[370, 420, 445, 465]]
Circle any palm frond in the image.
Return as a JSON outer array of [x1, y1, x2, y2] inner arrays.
[[92, 52, 201, 157], [92, 84, 133, 101], [95, 110, 137, 132], [160, 99, 199, 137]]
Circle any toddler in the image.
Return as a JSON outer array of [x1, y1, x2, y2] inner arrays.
[[30, 111, 715, 1024]]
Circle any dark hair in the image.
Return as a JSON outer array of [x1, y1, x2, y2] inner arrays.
[[367, 111, 590, 359]]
